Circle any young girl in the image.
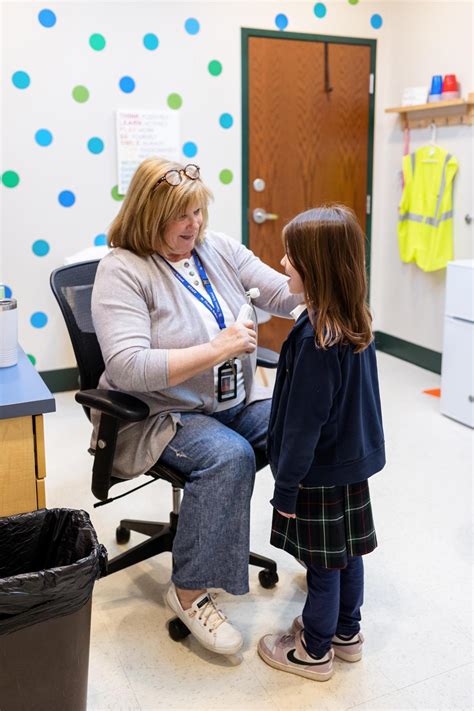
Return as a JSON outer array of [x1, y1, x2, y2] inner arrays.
[[258, 205, 385, 682]]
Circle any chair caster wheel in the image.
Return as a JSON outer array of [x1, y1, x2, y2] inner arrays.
[[168, 617, 191, 642], [259, 568, 279, 589], [116, 526, 130, 544]]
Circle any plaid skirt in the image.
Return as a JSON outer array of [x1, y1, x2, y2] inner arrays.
[[270, 480, 377, 569]]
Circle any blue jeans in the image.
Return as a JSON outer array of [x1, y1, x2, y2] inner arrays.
[[160, 399, 271, 595], [303, 556, 364, 657]]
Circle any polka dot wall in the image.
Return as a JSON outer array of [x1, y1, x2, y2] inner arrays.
[[2, 2, 385, 372]]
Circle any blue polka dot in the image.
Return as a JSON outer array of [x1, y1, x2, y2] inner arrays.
[[31, 312, 48, 329], [143, 33, 159, 50], [0, 285, 12, 299], [32, 240, 50, 257], [12, 71, 30, 89], [370, 13, 383, 29], [219, 113, 234, 129], [275, 13, 288, 30], [94, 233, 107, 246], [184, 18, 200, 35], [183, 142, 198, 158], [58, 190, 75, 207], [87, 137, 104, 154], [314, 3, 327, 18], [35, 129, 53, 147], [38, 9, 56, 27], [119, 76, 135, 93]]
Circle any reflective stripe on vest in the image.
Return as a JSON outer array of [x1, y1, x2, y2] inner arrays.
[[398, 152, 452, 227]]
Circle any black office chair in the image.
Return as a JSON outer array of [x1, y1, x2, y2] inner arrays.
[[50, 260, 279, 642]]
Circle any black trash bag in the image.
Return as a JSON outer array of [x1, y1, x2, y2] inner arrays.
[[0, 508, 107, 636]]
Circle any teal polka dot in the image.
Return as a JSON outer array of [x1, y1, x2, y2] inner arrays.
[[219, 113, 233, 129], [94, 233, 107, 246], [87, 137, 104, 154], [275, 14, 288, 30], [208, 60, 222, 76], [2, 171, 20, 188], [35, 129, 53, 146], [31, 312, 48, 328], [0, 285, 13, 298], [119, 76, 135, 93], [183, 142, 198, 158], [143, 33, 159, 50], [219, 169, 233, 185], [12, 71, 30, 89], [314, 3, 327, 18], [32, 240, 50, 256], [27, 353, 37, 366], [58, 190, 75, 207], [89, 33, 106, 51]]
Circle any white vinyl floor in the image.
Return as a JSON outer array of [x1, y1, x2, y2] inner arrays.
[[42, 352, 473, 710]]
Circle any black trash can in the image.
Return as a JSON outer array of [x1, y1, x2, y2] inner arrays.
[[0, 508, 107, 711]]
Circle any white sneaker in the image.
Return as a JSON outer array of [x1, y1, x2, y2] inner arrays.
[[166, 583, 243, 655]]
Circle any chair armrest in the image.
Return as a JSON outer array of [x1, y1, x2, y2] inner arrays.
[[75, 389, 150, 422], [256, 346, 279, 369]]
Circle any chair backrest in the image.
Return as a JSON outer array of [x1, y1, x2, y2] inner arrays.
[[50, 261, 104, 418]]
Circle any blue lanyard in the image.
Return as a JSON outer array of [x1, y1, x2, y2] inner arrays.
[[159, 250, 226, 330]]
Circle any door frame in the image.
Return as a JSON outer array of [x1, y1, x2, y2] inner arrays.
[[241, 27, 376, 292]]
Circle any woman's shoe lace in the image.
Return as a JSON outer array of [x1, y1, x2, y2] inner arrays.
[[197, 593, 227, 632]]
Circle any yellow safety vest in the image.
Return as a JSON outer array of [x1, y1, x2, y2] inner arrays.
[[398, 146, 458, 272]]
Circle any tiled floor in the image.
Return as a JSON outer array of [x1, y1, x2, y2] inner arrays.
[[43, 352, 473, 710]]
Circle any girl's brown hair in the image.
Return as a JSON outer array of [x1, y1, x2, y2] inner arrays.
[[108, 157, 213, 256], [283, 204, 373, 352]]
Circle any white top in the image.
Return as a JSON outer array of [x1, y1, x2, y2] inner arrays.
[[172, 256, 246, 411]]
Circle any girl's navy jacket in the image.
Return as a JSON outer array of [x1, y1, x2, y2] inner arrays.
[[268, 311, 385, 514]]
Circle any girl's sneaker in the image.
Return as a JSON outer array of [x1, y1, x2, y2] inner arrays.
[[258, 631, 334, 681], [291, 616, 364, 662]]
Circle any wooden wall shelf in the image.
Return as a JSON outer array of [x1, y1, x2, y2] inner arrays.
[[385, 92, 474, 129]]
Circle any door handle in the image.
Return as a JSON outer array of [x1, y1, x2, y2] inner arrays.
[[252, 207, 279, 224]]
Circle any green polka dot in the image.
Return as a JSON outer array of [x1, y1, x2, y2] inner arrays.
[[89, 33, 106, 51], [219, 169, 233, 185], [111, 185, 124, 201], [2, 171, 20, 188], [27, 354, 37, 366], [208, 60, 222, 76], [348, 0, 359, 4], [72, 85, 90, 103], [167, 93, 183, 110]]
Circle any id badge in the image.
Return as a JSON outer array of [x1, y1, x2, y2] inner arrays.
[[217, 360, 237, 402]]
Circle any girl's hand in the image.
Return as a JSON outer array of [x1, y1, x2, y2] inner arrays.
[[211, 321, 257, 360], [277, 510, 296, 519]]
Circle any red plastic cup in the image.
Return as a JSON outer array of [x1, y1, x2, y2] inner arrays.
[[442, 74, 458, 92]]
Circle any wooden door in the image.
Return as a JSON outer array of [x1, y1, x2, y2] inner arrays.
[[244, 32, 374, 352]]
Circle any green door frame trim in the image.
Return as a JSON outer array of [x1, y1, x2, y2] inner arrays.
[[241, 27, 376, 287]]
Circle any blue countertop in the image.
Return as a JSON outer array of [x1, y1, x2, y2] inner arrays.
[[0, 348, 56, 419]]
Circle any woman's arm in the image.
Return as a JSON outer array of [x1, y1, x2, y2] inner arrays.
[[92, 253, 255, 392]]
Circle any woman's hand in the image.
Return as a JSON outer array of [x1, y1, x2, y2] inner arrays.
[[211, 321, 257, 361], [277, 510, 296, 519]]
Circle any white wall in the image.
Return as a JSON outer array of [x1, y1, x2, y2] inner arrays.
[[1, 0, 473, 371]]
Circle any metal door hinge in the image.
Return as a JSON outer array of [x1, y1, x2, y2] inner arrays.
[[366, 195, 371, 214], [369, 73, 375, 94]]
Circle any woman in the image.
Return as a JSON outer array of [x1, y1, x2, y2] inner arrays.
[[91, 157, 301, 655]]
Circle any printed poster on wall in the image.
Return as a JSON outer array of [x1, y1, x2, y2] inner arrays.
[[116, 109, 180, 194]]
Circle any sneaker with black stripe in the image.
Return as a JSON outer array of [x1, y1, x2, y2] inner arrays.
[[258, 631, 334, 681], [291, 615, 364, 662]]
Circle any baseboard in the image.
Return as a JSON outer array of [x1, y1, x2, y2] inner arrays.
[[39, 367, 79, 393], [374, 331, 441, 374]]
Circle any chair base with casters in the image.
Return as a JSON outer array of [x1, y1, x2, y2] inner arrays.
[[50, 259, 281, 644]]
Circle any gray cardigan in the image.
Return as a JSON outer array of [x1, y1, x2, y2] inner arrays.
[[91, 230, 301, 478]]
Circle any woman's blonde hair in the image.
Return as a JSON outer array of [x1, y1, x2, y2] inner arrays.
[[283, 204, 373, 353], [108, 157, 213, 256]]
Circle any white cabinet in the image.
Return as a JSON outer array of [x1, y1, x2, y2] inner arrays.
[[440, 260, 474, 428]]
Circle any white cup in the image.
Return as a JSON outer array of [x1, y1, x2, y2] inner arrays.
[[0, 298, 18, 367]]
